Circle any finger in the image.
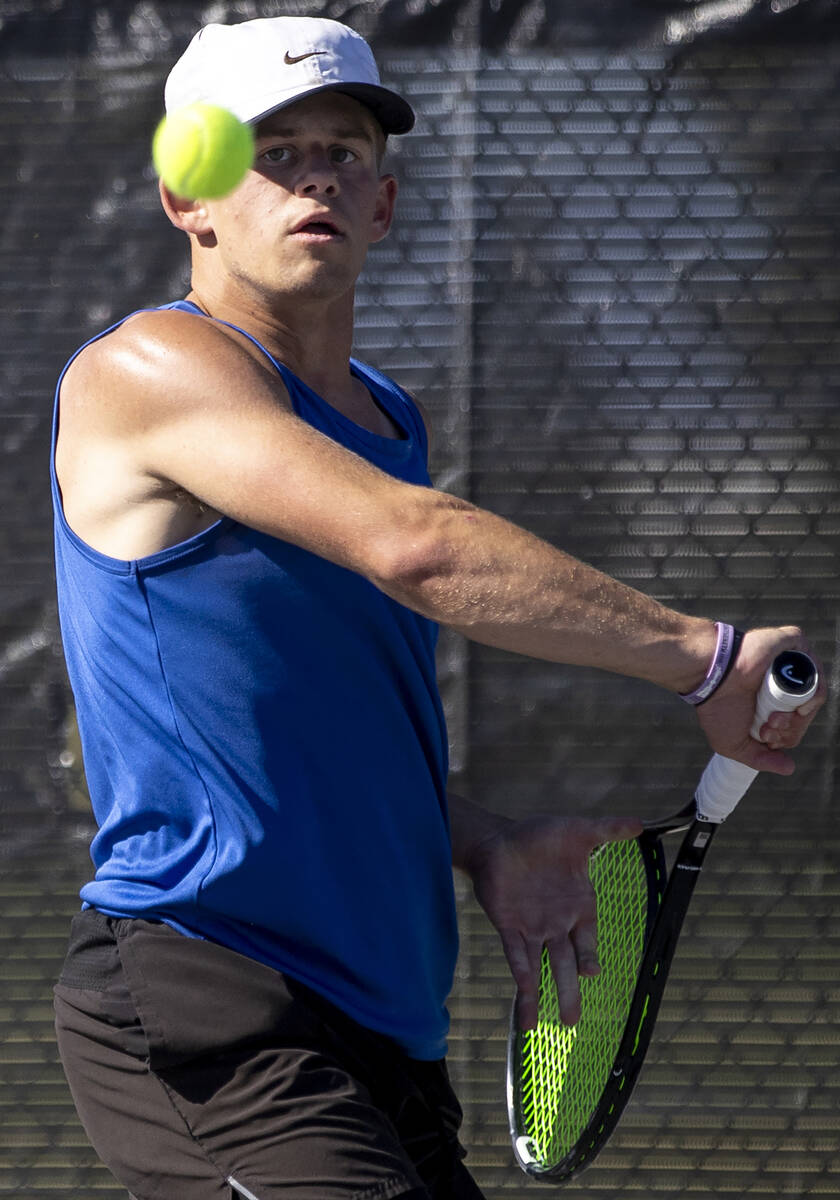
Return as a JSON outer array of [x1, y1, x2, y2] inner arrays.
[[546, 936, 582, 1027], [515, 989, 539, 1032], [758, 713, 794, 751], [750, 701, 821, 765], [502, 931, 543, 1031], [761, 704, 822, 745], [570, 921, 600, 979], [797, 694, 824, 720]]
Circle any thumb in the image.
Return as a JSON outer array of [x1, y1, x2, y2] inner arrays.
[[740, 742, 795, 776]]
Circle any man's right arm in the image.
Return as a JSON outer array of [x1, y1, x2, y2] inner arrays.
[[58, 309, 824, 765]]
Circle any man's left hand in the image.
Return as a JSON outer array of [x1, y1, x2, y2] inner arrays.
[[463, 814, 642, 1029]]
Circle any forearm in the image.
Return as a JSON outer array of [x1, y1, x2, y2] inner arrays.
[[379, 494, 715, 694]]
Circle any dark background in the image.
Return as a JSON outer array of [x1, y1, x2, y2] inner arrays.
[[1, 1, 839, 1196]]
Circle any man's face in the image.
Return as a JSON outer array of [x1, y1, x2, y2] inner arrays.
[[198, 92, 396, 306]]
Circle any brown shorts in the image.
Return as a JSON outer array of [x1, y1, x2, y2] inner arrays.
[[54, 911, 485, 1200]]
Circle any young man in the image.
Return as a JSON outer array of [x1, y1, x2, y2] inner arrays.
[[50, 16, 822, 1200]]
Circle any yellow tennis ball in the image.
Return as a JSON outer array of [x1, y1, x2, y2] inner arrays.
[[152, 103, 255, 200]]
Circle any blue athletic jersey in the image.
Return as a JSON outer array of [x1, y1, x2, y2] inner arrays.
[[51, 300, 457, 1059]]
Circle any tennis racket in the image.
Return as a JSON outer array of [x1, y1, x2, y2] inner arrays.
[[506, 649, 818, 1183]]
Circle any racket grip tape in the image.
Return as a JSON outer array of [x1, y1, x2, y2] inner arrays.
[[694, 650, 818, 823]]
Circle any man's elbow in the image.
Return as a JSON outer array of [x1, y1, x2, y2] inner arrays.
[[364, 494, 478, 616]]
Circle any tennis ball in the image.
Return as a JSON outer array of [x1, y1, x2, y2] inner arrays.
[[152, 103, 255, 200]]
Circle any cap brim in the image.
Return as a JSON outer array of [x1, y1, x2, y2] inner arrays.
[[250, 82, 415, 135]]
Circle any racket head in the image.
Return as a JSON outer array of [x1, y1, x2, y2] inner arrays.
[[506, 830, 664, 1181]]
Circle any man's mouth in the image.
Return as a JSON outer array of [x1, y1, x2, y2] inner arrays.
[[291, 217, 344, 239]]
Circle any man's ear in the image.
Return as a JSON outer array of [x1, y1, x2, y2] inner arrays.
[[370, 174, 398, 244], [158, 178, 214, 237]]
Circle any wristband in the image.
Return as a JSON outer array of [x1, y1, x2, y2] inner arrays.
[[679, 622, 744, 706]]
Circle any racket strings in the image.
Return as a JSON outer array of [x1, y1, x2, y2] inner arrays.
[[516, 839, 651, 1166]]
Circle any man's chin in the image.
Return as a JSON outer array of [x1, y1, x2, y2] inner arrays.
[[272, 259, 358, 301]]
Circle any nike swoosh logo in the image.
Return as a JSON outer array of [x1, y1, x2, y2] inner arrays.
[[284, 50, 326, 65]]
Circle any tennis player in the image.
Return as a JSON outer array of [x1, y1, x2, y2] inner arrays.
[[50, 16, 822, 1200]]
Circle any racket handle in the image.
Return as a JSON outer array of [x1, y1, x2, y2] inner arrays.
[[694, 650, 818, 823]]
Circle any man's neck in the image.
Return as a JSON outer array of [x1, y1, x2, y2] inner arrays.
[[185, 284, 358, 403]]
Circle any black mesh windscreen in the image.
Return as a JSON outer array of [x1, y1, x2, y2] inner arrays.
[[1, 2, 839, 1196]]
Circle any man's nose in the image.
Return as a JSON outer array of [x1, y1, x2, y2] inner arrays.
[[296, 152, 338, 196]]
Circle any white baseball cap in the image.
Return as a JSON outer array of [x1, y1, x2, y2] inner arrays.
[[164, 16, 415, 136]]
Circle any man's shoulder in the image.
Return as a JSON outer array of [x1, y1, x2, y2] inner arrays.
[[62, 305, 266, 412], [62, 307, 187, 389], [73, 305, 218, 369]]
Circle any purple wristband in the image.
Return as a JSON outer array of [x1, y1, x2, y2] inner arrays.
[[679, 622, 741, 706]]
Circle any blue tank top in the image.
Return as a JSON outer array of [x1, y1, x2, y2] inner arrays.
[[51, 301, 457, 1059]]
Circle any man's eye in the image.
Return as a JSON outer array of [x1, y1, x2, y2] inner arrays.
[[261, 147, 292, 164], [331, 148, 357, 164]]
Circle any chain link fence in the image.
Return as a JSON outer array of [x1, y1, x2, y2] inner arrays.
[[1, 1, 839, 1195]]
